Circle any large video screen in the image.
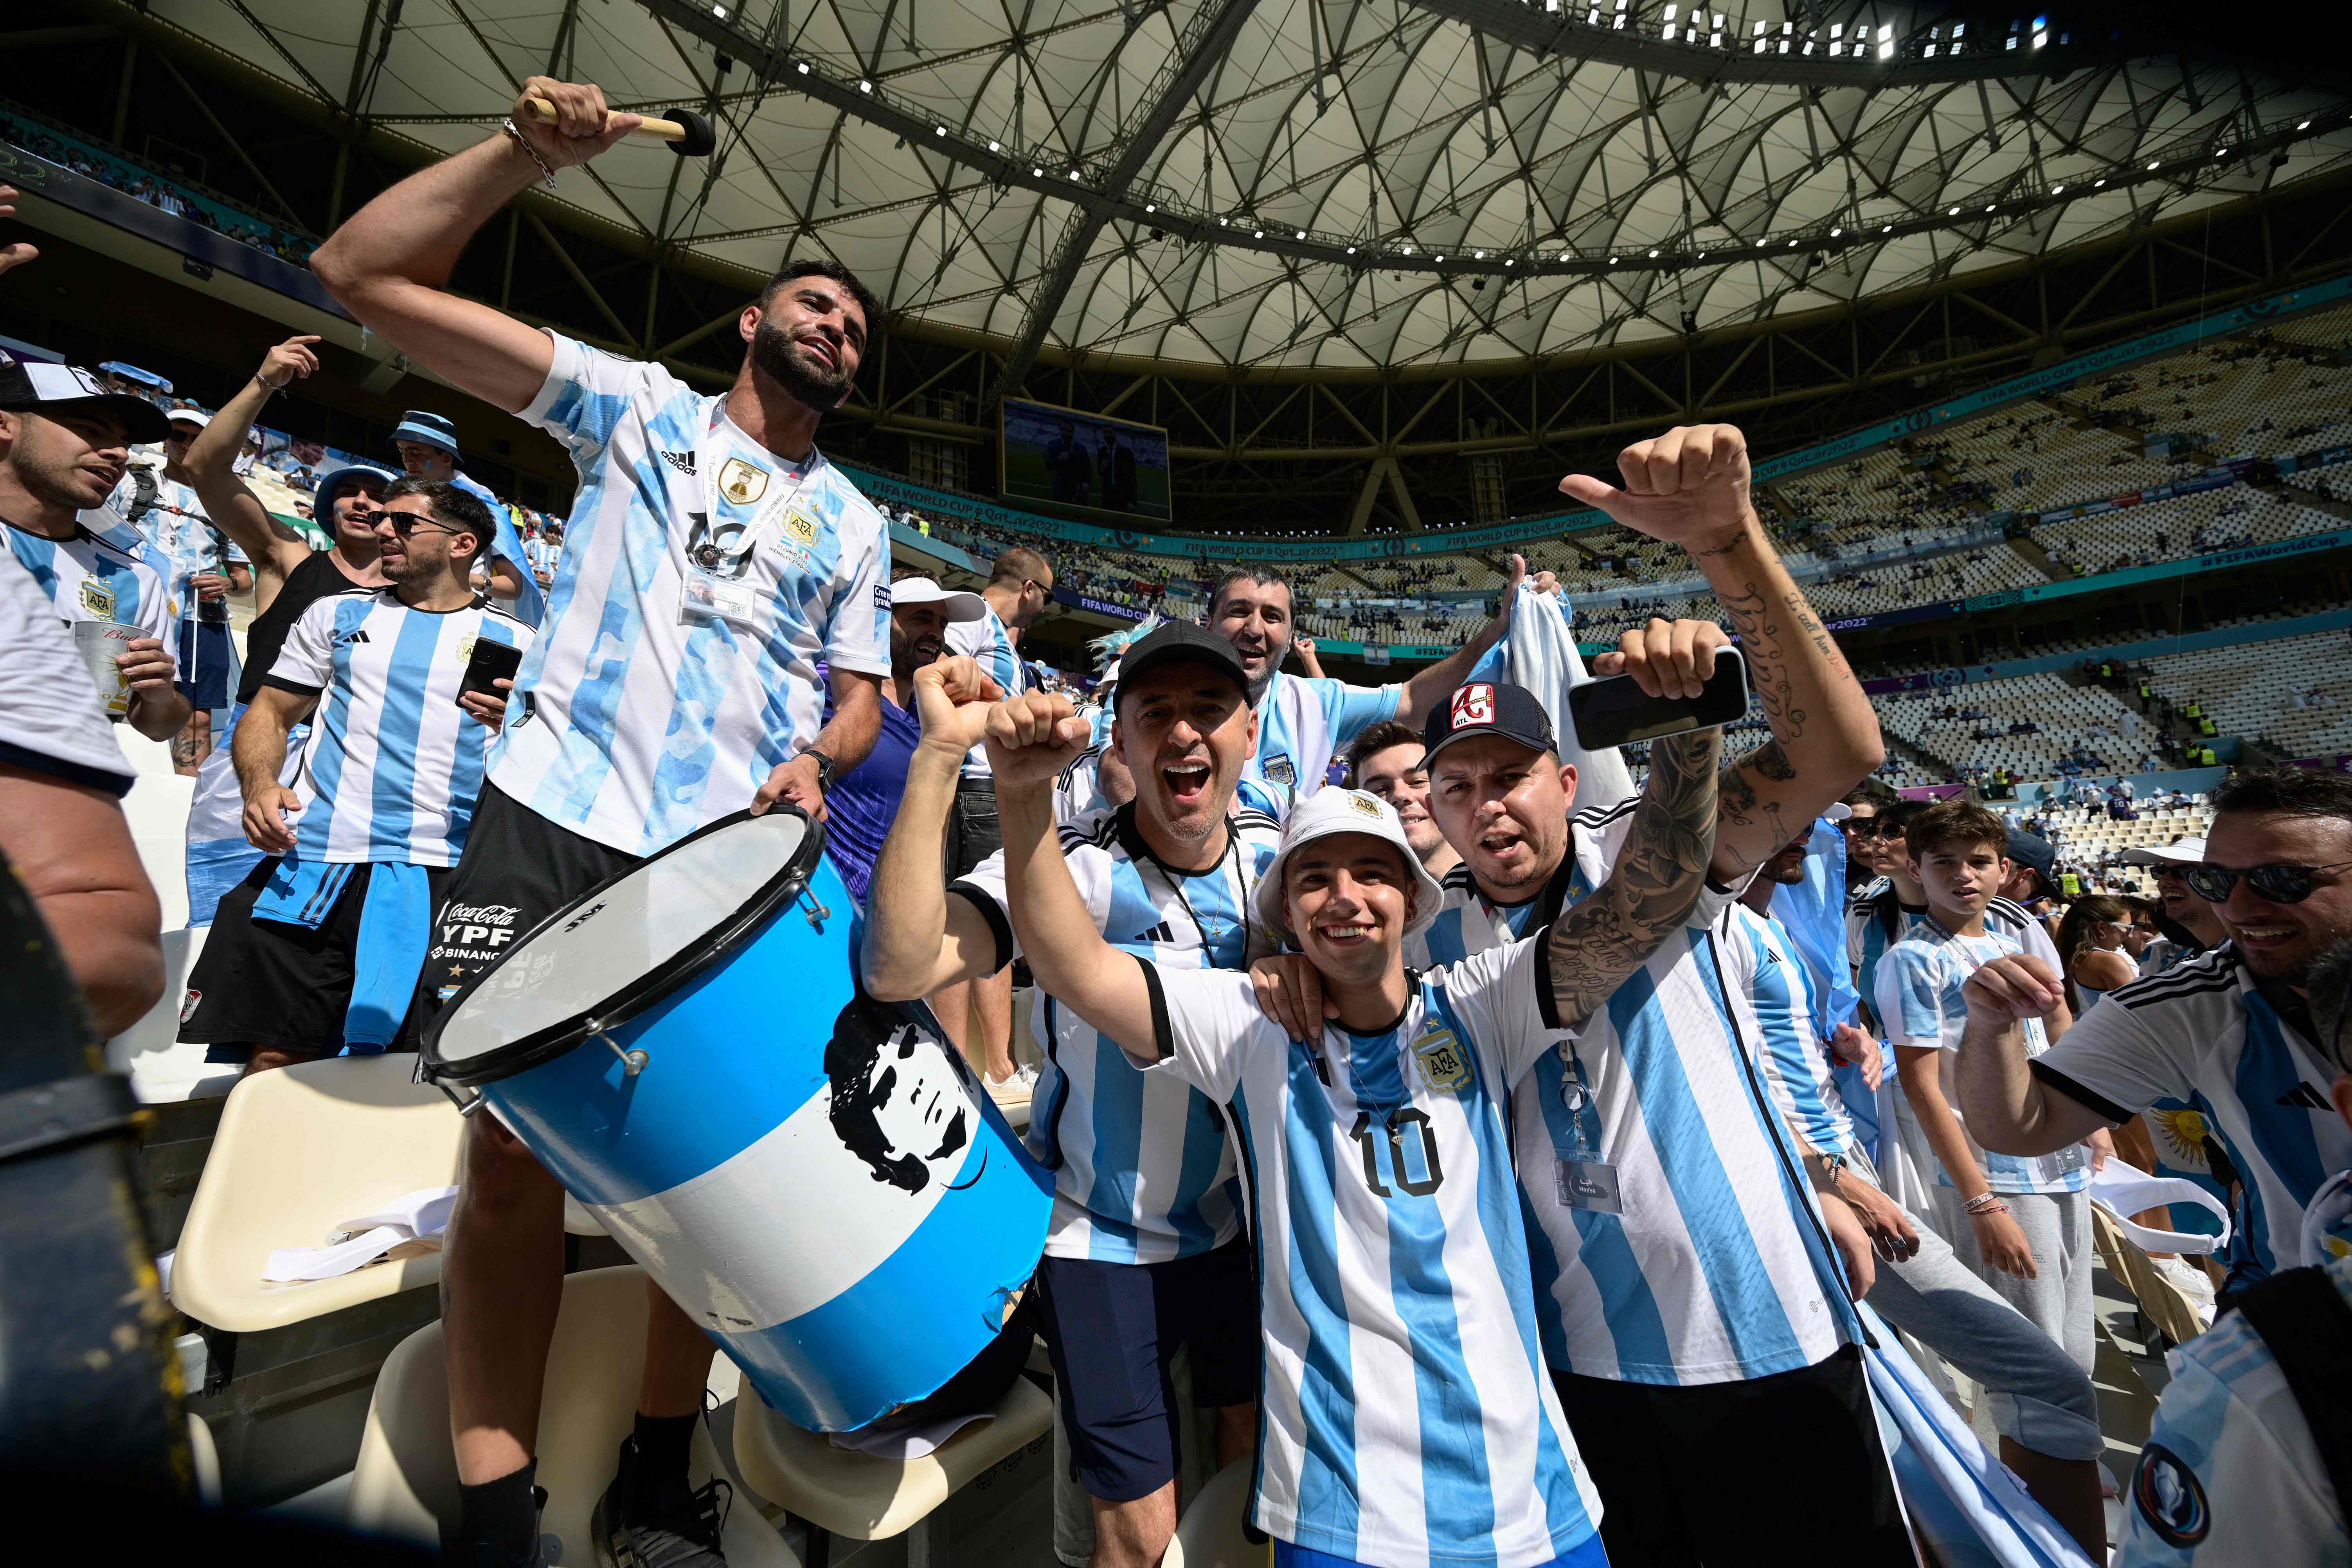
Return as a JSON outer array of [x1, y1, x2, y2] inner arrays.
[[1000, 398, 1171, 523]]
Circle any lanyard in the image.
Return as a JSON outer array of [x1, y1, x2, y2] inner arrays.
[[688, 408, 818, 580]]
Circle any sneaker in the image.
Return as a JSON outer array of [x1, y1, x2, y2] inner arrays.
[[592, 1440, 731, 1568]]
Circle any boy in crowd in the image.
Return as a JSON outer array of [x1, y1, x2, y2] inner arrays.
[[1877, 802, 2109, 1381], [1343, 719, 1456, 876]]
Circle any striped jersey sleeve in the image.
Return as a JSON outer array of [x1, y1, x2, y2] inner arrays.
[[947, 606, 1026, 777], [1724, 905, 1855, 1159]]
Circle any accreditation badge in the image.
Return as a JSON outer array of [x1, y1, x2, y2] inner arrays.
[[717, 457, 770, 505]]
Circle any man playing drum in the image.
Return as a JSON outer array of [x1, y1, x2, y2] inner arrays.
[[862, 621, 1280, 1568], [311, 77, 892, 1568]]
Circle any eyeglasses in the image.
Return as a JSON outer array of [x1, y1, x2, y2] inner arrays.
[[381, 514, 460, 538], [2182, 860, 2352, 906]]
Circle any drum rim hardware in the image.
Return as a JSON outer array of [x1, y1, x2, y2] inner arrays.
[[418, 807, 827, 1090]]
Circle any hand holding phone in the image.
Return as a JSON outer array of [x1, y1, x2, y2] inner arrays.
[[1569, 646, 1750, 752]]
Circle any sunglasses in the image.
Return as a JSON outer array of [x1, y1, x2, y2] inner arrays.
[[380, 513, 463, 538], [2182, 859, 2352, 905]]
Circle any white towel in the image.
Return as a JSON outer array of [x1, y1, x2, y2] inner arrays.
[[1500, 583, 1639, 814], [2087, 1162, 2232, 1256], [262, 1185, 459, 1283]]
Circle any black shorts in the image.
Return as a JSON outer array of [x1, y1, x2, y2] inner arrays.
[[1552, 1347, 1909, 1567], [411, 782, 642, 1023], [946, 776, 1002, 879], [178, 857, 453, 1061], [175, 619, 234, 712], [1036, 1239, 1260, 1503]]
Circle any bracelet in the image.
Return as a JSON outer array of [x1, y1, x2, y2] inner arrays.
[[1964, 1193, 2008, 1216], [500, 118, 559, 188]]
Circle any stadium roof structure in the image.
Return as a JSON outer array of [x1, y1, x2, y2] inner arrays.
[[144, 0, 2352, 377]]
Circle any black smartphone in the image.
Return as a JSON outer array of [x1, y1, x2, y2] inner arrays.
[[1568, 646, 1750, 751], [455, 637, 523, 707]]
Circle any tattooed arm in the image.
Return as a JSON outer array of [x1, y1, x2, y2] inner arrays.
[[1543, 727, 1720, 1033], [1561, 424, 1884, 881]]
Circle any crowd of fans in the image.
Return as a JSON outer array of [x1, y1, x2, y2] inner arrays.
[[0, 111, 314, 264]]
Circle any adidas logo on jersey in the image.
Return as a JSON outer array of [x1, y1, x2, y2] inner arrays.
[[2276, 1082, 2331, 1110], [337, 629, 372, 644], [661, 450, 697, 476]]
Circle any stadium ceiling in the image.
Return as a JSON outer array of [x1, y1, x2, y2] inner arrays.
[[68, 0, 2352, 379]]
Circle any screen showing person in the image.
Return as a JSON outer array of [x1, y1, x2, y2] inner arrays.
[[827, 1010, 974, 1193]]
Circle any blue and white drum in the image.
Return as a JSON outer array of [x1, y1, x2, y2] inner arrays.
[[421, 809, 1052, 1432]]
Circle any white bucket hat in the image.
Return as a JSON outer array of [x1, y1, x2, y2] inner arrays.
[[1253, 788, 1447, 945], [2121, 836, 2206, 867], [888, 576, 987, 621]]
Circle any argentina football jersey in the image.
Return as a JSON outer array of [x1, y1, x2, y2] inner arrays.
[[1409, 796, 1862, 1386], [947, 604, 1026, 777], [1245, 668, 1400, 805], [265, 588, 536, 866], [493, 333, 891, 857], [4, 521, 170, 639], [1877, 920, 2089, 1196], [953, 802, 1283, 1263], [1142, 938, 1603, 1568], [1720, 904, 1857, 1160]]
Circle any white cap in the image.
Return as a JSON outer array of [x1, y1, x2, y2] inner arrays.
[[166, 408, 211, 430], [888, 576, 986, 621], [2121, 836, 2206, 867], [1254, 788, 1447, 944], [1823, 802, 1853, 822]]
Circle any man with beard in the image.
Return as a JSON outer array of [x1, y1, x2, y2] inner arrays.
[[0, 355, 186, 741], [939, 545, 1056, 1084], [1958, 769, 2352, 1305], [1344, 718, 1457, 876], [862, 622, 1279, 1568], [821, 575, 986, 907], [310, 75, 891, 1568], [1204, 554, 1548, 806], [177, 334, 396, 923], [178, 477, 529, 1073]]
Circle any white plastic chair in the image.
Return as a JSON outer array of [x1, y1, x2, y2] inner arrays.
[[731, 1373, 1055, 1566], [346, 1265, 789, 1565], [172, 1055, 463, 1332], [1163, 1459, 1261, 1568]]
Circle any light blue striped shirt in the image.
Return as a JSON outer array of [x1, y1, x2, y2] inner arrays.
[[1144, 939, 1603, 1568], [1722, 904, 1856, 1159], [954, 803, 1282, 1262], [947, 603, 1024, 778], [1414, 798, 1861, 1385], [1247, 669, 1399, 804]]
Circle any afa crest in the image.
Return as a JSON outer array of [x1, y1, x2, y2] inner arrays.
[[78, 577, 117, 620], [1413, 1026, 1469, 1093], [782, 504, 820, 548]]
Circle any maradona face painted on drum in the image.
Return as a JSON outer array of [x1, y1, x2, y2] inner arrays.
[[829, 1021, 972, 1193]]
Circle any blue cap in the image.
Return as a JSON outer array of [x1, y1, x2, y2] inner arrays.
[[391, 410, 461, 458], [314, 464, 398, 519]]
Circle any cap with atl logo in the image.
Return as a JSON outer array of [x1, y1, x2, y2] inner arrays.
[[0, 351, 174, 444], [1422, 681, 1558, 769]]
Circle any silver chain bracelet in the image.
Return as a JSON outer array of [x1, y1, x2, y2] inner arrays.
[[500, 118, 559, 189]]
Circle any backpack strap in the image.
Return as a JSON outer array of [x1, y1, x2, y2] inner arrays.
[[2233, 1265, 2352, 1519]]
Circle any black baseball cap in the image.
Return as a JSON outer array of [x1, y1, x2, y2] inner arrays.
[[1112, 621, 1251, 711], [0, 351, 173, 444], [1423, 681, 1558, 767], [2004, 826, 2058, 893]]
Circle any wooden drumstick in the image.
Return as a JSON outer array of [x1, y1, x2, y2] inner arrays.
[[517, 97, 716, 157]]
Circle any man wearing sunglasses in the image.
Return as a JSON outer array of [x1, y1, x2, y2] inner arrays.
[[1955, 769, 2352, 1300], [177, 478, 533, 1073]]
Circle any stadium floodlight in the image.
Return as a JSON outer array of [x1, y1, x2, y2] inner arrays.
[[1474, 250, 1485, 258], [1830, 225, 1842, 236], [1754, 18, 1767, 32], [1033, 167, 1044, 176], [795, 61, 809, 74], [1401, 244, 1413, 253], [1757, 237, 1768, 247], [1829, 40, 1842, 55], [1985, 203, 1996, 212], [2300, 119, 2313, 129], [1346, 245, 1357, 254], [1145, 202, 1156, 212], [2147, 160, 2159, 170], [935, 126, 946, 136], [2051, 183, 2063, 193], [1882, 224, 1893, 232], [1436, 255, 1446, 261], [1879, 38, 1893, 57], [859, 79, 872, 92], [712, 4, 726, 16], [1648, 248, 1659, 256], [1696, 250, 1706, 257], [1504, 258, 1514, 266], [1830, 22, 1842, 36], [2094, 178, 2105, 186], [1254, 229, 1265, 238], [1297, 230, 1308, 239], [1609, 256, 1619, 263], [1950, 205, 1962, 214], [988, 140, 1000, 151]]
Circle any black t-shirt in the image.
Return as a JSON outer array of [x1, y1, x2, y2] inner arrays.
[[236, 549, 365, 706]]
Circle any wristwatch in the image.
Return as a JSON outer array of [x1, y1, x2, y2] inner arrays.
[[805, 748, 838, 792]]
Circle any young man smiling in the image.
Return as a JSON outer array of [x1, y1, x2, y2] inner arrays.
[[977, 670, 1724, 1568], [862, 621, 1280, 1568], [1344, 719, 1458, 877]]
